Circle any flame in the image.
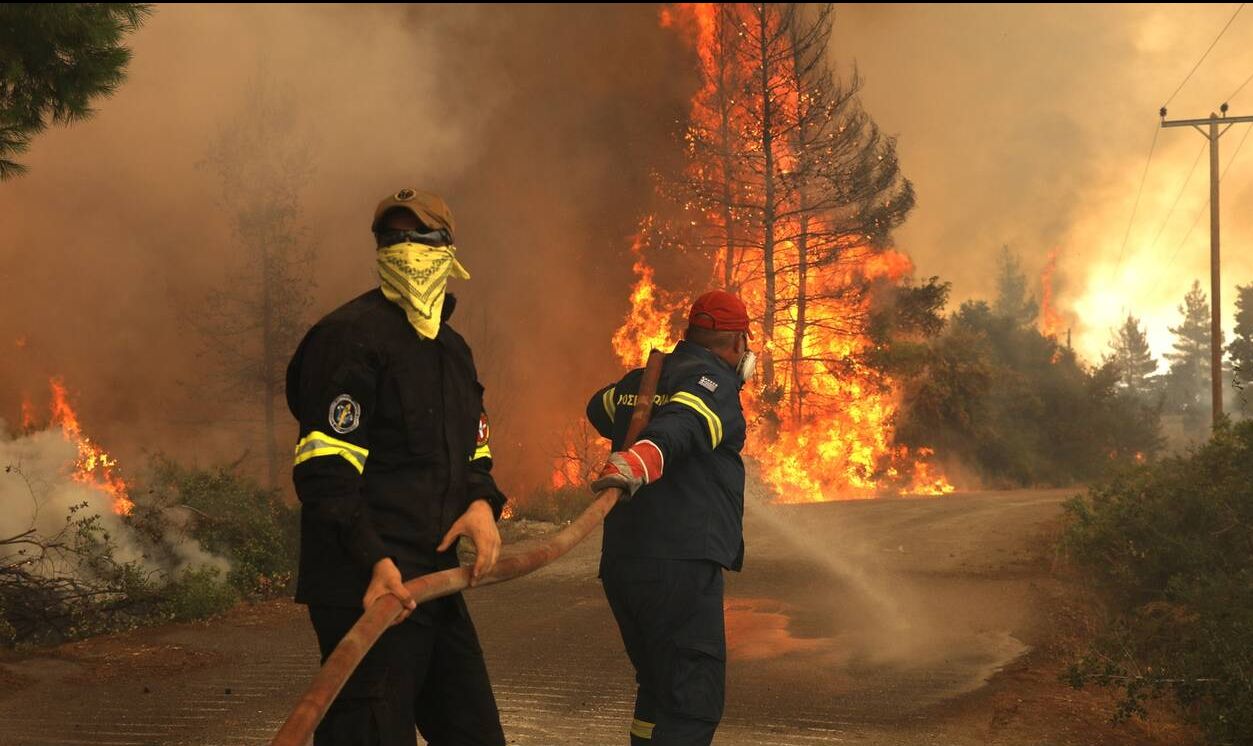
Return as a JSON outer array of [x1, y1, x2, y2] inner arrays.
[[43, 378, 134, 516], [1039, 249, 1065, 339], [20, 398, 37, 433], [611, 230, 685, 368], [551, 458, 582, 490], [560, 4, 953, 501]]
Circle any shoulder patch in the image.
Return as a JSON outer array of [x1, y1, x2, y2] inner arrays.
[[698, 375, 719, 393], [329, 394, 362, 434], [476, 411, 491, 446]]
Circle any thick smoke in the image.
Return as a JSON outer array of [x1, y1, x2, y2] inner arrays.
[[0, 425, 228, 578], [0, 5, 694, 494]]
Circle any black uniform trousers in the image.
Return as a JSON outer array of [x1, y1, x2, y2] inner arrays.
[[601, 557, 726, 746], [309, 597, 506, 746]]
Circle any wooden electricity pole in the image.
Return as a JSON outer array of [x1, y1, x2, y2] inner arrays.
[[1161, 106, 1253, 429]]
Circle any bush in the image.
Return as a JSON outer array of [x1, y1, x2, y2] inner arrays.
[[897, 300, 1164, 487], [142, 457, 298, 598], [1062, 419, 1253, 743], [1, 454, 296, 648], [0, 498, 164, 647], [161, 566, 239, 622]]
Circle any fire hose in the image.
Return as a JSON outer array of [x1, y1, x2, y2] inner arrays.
[[271, 350, 666, 746]]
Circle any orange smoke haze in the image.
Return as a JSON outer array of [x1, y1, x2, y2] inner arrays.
[[0, 5, 695, 495], [5, 5, 1253, 499], [829, 5, 1253, 362]]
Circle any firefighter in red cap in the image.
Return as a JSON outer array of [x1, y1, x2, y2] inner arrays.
[[286, 188, 507, 745], [585, 289, 755, 746]]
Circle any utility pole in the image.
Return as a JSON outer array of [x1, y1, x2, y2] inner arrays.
[[1161, 105, 1253, 430]]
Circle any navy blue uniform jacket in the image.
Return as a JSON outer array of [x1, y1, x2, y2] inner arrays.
[[586, 340, 746, 572]]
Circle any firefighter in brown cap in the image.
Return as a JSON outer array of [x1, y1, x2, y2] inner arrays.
[[286, 187, 507, 745]]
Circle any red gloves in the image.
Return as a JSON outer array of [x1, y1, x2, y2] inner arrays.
[[591, 440, 664, 498]]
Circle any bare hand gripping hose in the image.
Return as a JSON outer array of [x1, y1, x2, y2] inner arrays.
[[271, 350, 666, 746]]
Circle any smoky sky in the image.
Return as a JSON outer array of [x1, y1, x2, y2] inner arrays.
[[830, 3, 1253, 361], [4, 4, 1252, 494]]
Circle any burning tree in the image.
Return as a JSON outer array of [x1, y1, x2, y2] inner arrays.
[[198, 72, 316, 489], [603, 3, 946, 500], [666, 4, 914, 405]]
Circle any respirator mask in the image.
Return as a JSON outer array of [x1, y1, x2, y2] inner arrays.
[[736, 348, 757, 384]]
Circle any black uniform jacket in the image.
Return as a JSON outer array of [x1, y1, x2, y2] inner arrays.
[[586, 340, 746, 572], [287, 289, 506, 608]]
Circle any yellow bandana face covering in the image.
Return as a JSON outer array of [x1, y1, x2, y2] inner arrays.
[[377, 242, 471, 339]]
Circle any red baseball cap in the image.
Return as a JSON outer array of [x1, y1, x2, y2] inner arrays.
[[688, 290, 751, 334]]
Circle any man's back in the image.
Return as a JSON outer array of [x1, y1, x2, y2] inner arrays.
[[587, 339, 747, 571]]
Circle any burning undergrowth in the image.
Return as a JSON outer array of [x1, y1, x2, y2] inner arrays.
[[1, 379, 292, 646]]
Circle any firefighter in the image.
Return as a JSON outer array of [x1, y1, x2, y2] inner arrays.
[[585, 290, 755, 746], [286, 187, 507, 746]]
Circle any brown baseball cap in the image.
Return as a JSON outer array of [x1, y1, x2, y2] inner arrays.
[[371, 187, 456, 240]]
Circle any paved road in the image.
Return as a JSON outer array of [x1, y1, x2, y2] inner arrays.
[[0, 490, 1075, 745]]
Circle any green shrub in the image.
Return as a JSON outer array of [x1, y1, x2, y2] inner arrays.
[[1062, 419, 1253, 743], [143, 457, 298, 598], [161, 566, 239, 622]]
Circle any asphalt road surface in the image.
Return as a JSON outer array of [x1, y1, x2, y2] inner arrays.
[[0, 489, 1089, 745]]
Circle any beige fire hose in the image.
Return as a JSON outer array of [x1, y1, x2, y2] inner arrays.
[[271, 350, 666, 746]]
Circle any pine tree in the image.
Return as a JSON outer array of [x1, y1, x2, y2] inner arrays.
[[0, 4, 151, 179], [1228, 283, 1253, 415], [1164, 280, 1213, 429], [664, 3, 912, 407], [1105, 314, 1158, 397], [197, 73, 316, 489], [992, 246, 1038, 326]]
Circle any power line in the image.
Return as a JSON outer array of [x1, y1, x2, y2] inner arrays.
[[1158, 109, 1253, 427], [1163, 2, 1246, 108], [1228, 67, 1253, 103], [1146, 141, 1208, 252], [1155, 123, 1253, 292], [1114, 124, 1160, 273], [1221, 122, 1252, 179]]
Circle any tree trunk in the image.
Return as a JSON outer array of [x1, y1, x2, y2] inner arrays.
[[717, 8, 737, 292], [791, 212, 808, 423], [757, 3, 777, 391]]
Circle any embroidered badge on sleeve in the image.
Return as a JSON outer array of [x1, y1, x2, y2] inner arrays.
[[329, 394, 362, 434]]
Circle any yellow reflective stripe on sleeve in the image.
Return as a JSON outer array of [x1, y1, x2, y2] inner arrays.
[[630, 718, 655, 739], [671, 391, 723, 449], [472, 443, 492, 461], [294, 430, 368, 474], [602, 386, 617, 420]]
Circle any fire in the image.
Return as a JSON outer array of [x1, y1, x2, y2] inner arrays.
[[551, 459, 582, 490], [20, 399, 37, 433], [611, 229, 685, 368], [554, 4, 954, 501], [24, 378, 134, 516], [1039, 249, 1065, 339]]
